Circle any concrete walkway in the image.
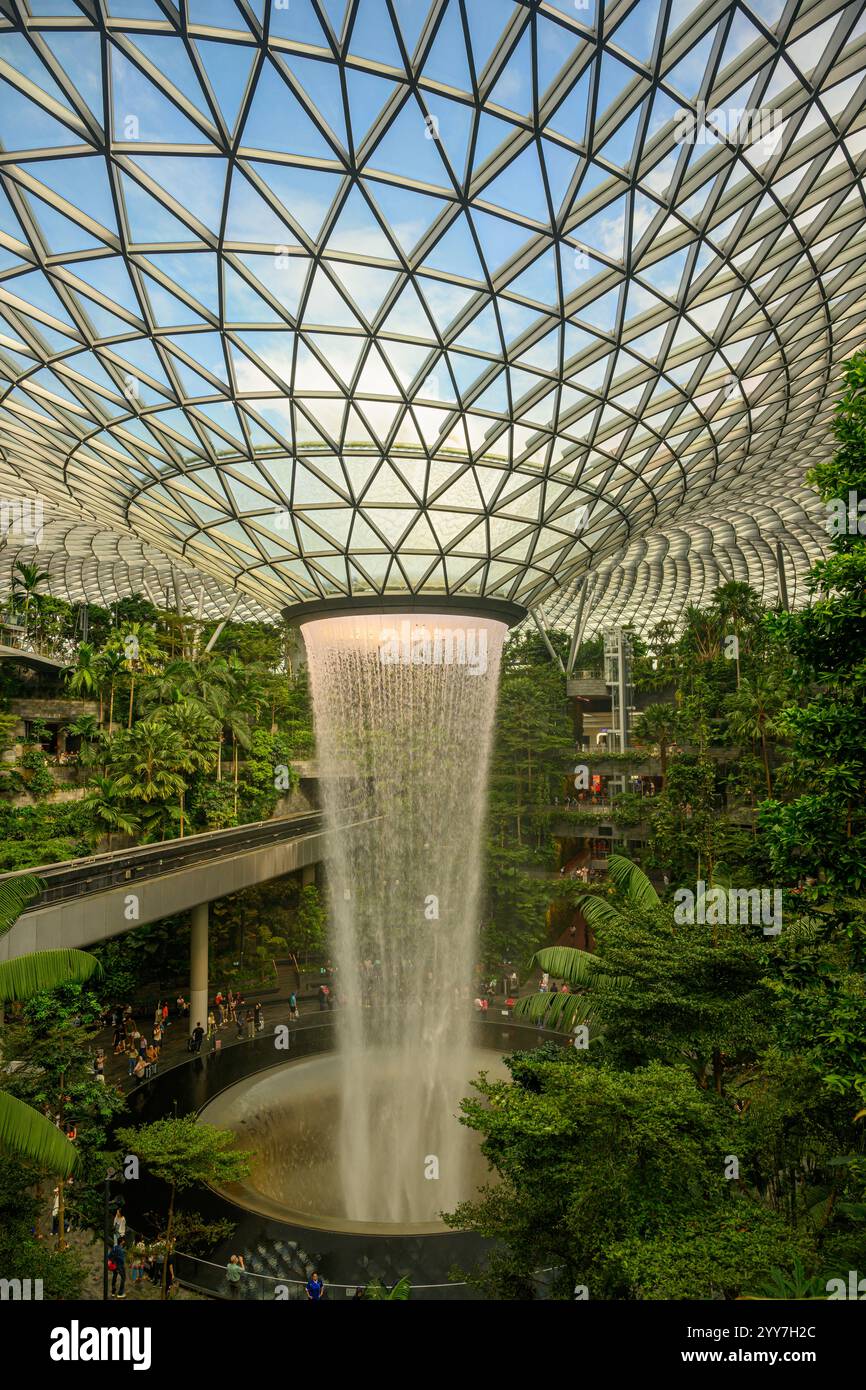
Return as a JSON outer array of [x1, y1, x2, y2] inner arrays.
[[97, 961, 334, 1090]]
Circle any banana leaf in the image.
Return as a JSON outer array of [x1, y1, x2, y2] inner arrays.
[[0, 875, 45, 938], [0, 949, 102, 1002], [0, 1090, 78, 1175], [573, 893, 623, 931], [531, 945, 600, 984], [512, 988, 600, 1031], [606, 853, 660, 908]]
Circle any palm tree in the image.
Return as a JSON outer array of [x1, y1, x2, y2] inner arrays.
[[82, 775, 139, 850], [365, 1276, 411, 1300], [512, 854, 649, 1031], [631, 702, 680, 788], [65, 641, 100, 703], [138, 658, 198, 714], [117, 623, 162, 729], [11, 562, 49, 639], [0, 875, 102, 1176], [726, 676, 783, 796], [681, 605, 723, 663], [95, 648, 126, 734], [65, 714, 100, 743], [713, 581, 764, 688], [148, 701, 218, 835], [206, 654, 256, 807], [64, 712, 104, 774], [111, 722, 195, 839]]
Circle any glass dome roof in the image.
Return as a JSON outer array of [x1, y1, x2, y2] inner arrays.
[[0, 0, 863, 623]]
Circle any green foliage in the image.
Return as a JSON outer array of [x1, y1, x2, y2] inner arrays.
[[447, 1053, 809, 1300], [0, 1092, 81, 1176], [17, 743, 55, 800], [0, 948, 102, 1003], [483, 632, 576, 966], [295, 884, 326, 957], [761, 354, 866, 895], [364, 1276, 411, 1300], [115, 1117, 251, 1194], [0, 1156, 86, 1298]]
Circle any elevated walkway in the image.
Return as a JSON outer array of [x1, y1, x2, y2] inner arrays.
[[0, 811, 367, 959], [0, 642, 67, 674]]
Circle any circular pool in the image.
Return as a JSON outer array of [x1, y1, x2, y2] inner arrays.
[[198, 1045, 510, 1234], [123, 1019, 562, 1298]]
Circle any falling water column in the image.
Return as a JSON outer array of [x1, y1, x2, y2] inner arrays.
[[301, 610, 507, 1226]]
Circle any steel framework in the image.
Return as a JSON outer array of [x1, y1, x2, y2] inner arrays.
[[0, 0, 864, 626]]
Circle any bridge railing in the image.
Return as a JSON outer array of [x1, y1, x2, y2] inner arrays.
[[0, 811, 326, 908]]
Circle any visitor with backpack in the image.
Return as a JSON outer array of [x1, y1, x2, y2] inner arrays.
[[108, 1237, 126, 1299]]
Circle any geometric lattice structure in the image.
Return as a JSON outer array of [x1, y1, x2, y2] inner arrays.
[[1, 1, 864, 622], [0, 512, 270, 623], [546, 482, 832, 638]]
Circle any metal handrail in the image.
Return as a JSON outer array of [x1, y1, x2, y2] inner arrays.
[[0, 811, 325, 909]]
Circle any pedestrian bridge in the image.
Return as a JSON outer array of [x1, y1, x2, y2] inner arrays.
[[0, 811, 357, 960]]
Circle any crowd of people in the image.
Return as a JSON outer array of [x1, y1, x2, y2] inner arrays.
[[187, 990, 267, 1053], [108, 1000, 173, 1080]]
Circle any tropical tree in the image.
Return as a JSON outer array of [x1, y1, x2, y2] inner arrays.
[[513, 855, 656, 1031], [147, 701, 218, 835], [713, 581, 765, 688], [11, 562, 49, 635], [680, 604, 723, 664], [105, 623, 161, 729], [726, 676, 784, 796], [631, 702, 680, 787], [114, 1116, 250, 1300], [95, 647, 126, 734], [365, 1276, 411, 1299], [0, 875, 102, 1176], [110, 721, 196, 839], [64, 713, 106, 774], [81, 775, 139, 850], [64, 641, 100, 702]]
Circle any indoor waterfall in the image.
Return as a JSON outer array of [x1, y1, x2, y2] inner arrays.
[[301, 611, 507, 1226]]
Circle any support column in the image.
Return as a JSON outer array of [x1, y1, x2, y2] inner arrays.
[[189, 902, 209, 1037]]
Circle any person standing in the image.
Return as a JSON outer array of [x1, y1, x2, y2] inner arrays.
[[254, 1002, 264, 1033], [113, 1206, 126, 1244], [289, 992, 299, 1021], [318, 984, 328, 1011], [109, 1237, 126, 1299], [191, 1022, 205, 1053], [305, 1270, 324, 1301], [226, 1254, 246, 1297], [245, 1008, 255, 1039], [207, 1010, 216, 1041]]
